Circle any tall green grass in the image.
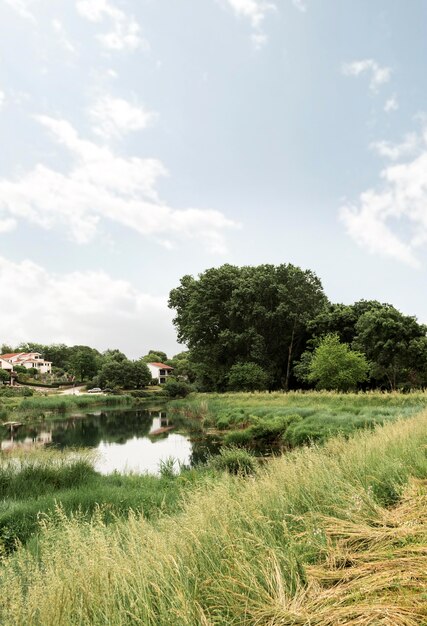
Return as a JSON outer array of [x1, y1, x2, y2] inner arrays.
[[2, 409, 427, 624], [0, 393, 133, 423], [0, 449, 210, 555], [170, 390, 427, 447]]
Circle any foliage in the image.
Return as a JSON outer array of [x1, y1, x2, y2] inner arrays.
[[306, 301, 427, 390], [102, 349, 127, 363], [354, 305, 427, 389], [169, 263, 327, 391], [68, 346, 100, 381], [141, 350, 168, 364], [2, 410, 427, 624], [227, 361, 269, 391], [0, 449, 212, 555], [98, 360, 151, 390], [0, 386, 34, 397], [306, 333, 370, 391], [0, 369, 10, 383], [170, 390, 427, 448], [167, 351, 198, 383], [163, 378, 192, 398], [209, 446, 257, 475]]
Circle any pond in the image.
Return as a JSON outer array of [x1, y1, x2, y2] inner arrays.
[[0, 406, 220, 475]]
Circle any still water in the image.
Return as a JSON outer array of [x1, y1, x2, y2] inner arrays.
[[0, 407, 219, 475]]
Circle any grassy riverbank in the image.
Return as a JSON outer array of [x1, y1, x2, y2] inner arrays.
[[169, 390, 427, 448], [0, 393, 133, 422], [0, 448, 210, 554], [1, 407, 427, 624]]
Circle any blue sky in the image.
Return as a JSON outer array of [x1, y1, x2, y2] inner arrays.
[[1, 0, 426, 358]]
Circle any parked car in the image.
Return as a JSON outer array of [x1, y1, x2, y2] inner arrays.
[[87, 387, 102, 393]]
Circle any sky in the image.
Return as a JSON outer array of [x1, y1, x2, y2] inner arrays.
[[0, 0, 427, 359]]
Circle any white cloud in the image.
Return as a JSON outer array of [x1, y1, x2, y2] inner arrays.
[[384, 94, 398, 113], [342, 59, 392, 92], [220, 0, 276, 48], [90, 96, 157, 139], [370, 133, 419, 161], [4, 0, 35, 22], [76, 0, 146, 51], [340, 124, 427, 268], [0, 255, 179, 358], [223, 0, 275, 28], [0, 218, 16, 233], [0, 114, 237, 253], [52, 19, 76, 54]]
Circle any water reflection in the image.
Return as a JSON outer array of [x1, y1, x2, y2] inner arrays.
[[0, 407, 220, 475]]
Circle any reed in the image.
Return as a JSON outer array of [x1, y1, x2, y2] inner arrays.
[[2, 408, 427, 624], [170, 390, 427, 447]]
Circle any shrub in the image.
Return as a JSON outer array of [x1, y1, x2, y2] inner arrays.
[[163, 379, 192, 398], [129, 390, 151, 399], [0, 369, 10, 383], [0, 386, 34, 397], [308, 334, 370, 391], [209, 446, 257, 476], [227, 362, 269, 392]]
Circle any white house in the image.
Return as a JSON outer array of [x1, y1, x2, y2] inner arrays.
[[147, 362, 174, 384], [0, 357, 13, 372], [0, 352, 52, 374]]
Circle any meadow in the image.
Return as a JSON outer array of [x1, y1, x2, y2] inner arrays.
[[0, 448, 210, 555], [1, 404, 427, 624], [169, 390, 427, 448], [0, 391, 133, 423]]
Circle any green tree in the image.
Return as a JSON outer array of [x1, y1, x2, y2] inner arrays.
[[227, 362, 269, 391], [102, 349, 128, 363], [307, 334, 370, 391], [167, 351, 197, 383], [141, 350, 168, 363], [353, 305, 427, 389], [169, 264, 327, 391], [98, 360, 151, 390], [0, 369, 10, 383], [68, 347, 100, 381]]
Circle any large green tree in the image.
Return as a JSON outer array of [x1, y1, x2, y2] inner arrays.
[[68, 346, 100, 381], [353, 305, 427, 389], [307, 334, 370, 391], [98, 360, 151, 389], [169, 264, 327, 390]]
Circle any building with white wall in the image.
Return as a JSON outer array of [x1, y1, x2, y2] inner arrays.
[[147, 362, 174, 384], [0, 352, 52, 374]]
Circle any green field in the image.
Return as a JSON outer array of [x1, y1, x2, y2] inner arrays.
[[0, 392, 133, 423], [1, 402, 427, 624], [169, 390, 427, 448]]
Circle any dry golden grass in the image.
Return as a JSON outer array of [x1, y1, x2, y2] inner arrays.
[[267, 479, 427, 625], [2, 410, 427, 625]]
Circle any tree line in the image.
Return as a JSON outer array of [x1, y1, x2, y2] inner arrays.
[[168, 263, 427, 392], [4, 261, 426, 393], [0, 344, 188, 391]]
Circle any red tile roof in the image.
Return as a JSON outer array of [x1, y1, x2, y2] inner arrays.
[[148, 362, 173, 370], [0, 353, 23, 359]]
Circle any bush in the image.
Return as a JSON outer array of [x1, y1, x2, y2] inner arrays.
[[163, 379, 192, 398], [129, 390, 151, 399], [0, 386, 34, 397], [227, 362, 269, 392], [308, 334, 370, 391], [209, 446, 257, 476], [0, 369, 10, 383]]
